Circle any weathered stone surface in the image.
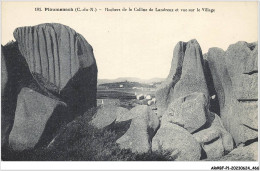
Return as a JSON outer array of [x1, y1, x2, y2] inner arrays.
[[9, 88, 67, 151], [203, 138, 224, 160], [226, 42, 258, 101], [155, 80, 174, 117], [1, 46, 8, 146], [13, 23, 96, 92], [225, 42, 257, 77], [115, 108, 133, 123], [208, 113, 234, 151], [152, 123, 201, 161], [206, 48, 226, 111], [207, 42, 258, 145], [13, 23, 98, 117], [155, 41, 185, 116], [173, 39, 209, 100], [1, 42, 36, 147], [165, 92, 209, 133], [156, 40, 209, 117], [90, 105, 129, 129], [1, 46, 7, 94], [232, 74, 257, 100], [228, 142, 258, 161], [116, 105, 159, 153], [152, 40, 211, 160], [193, 113, 234, 159]]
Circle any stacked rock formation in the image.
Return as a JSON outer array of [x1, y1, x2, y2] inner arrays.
[[116, 105, 160, 153], [90, 104, 160, 154], [207, 42, 258, 146], [2, 23, 97, 150], [153, 39, 235, 160], [13, 23, 97, 116]]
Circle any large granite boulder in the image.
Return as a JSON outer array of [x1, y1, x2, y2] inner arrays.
[[90, 105, 130, 129], [193, 113, 234, 159], [207, 41, 258, 145], [2, 23, 98, 150], [9, 88, 67, 151], [226, 142, 258, 161], [173, 39, 209, 100], [165, 92, 209, 133], [156, 39, 209, 117], [116, 105, 159, 153], [155, 41, 186, 116], [13, 23, 97, 117], [152, 122, 201, 161], [1, 42, 35, 147]]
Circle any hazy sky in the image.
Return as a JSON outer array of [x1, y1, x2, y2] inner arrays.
[[2, 2, 258, 79]]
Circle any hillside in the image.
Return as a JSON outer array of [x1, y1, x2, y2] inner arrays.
[[98, 77, 165, 85]]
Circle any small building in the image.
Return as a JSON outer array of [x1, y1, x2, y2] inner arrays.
[[119, 84, 124, 88], [147, 100, 154, 106], [146, 95, 152, 100], [136, 94, 145, 100]]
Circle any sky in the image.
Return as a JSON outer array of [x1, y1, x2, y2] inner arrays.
[[2, 2, 258, 79]]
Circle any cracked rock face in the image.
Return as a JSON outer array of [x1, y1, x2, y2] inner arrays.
[[152, 123, 201, 161], [193, 112, 234, 159], [9, 88, 68, 151], [90, 105, 130, 129], [153, 39, 257, 160], [13, 23, 96, 92], [116, 105, 159, 153], [207, 41, 258, 145], [2, 23, 98, 150], [164, 92, 209, 134], [153, 39, 209, 160], [155, 39, 209, 117], [13, 23, 97, 118]]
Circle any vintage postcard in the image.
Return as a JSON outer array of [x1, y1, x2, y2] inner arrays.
[[1, 1, 259, 170]]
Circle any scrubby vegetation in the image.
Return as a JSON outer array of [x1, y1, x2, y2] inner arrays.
[[2, 107, 172, 161]]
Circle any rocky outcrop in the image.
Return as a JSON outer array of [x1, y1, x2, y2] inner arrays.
[[155, 41, 185, 116], [152, 123, 201, 161], [116, 105, 159, 153], [1, 42, 35, 147], [165, 92, 209, 133], [153, 39, 257, 160], [2, 23, 97, 150], [207, 42, 258, 145], [2, 25, 258, 161], [13, 23, 96, 92], [156, 39, 209, 117], [9, 88, 67, 150], [90, 105, 130, 129], [226, 142, 258, 161], [193, 113, 234, 159], [173, 40, 208, 99], [153, 40, 211, 160], [13, 23, 97, 117]]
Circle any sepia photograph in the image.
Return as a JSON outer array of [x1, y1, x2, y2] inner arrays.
[[1, 1, 259, 170]]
